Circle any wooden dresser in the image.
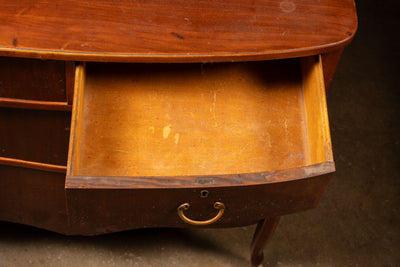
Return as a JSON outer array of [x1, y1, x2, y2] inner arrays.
[[0, 1, 357, 265]]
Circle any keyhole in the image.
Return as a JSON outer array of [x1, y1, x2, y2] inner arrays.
[[200, 190, 209, 198]]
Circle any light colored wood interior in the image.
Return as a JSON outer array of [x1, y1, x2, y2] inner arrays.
[[70, 59, 315, 177], [301, 55, 333, 164], [67, 63, 86, 176]]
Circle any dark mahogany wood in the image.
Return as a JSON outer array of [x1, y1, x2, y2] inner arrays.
[[0, 108, 70, 166], [0, 0, 357, 62], [322, 48, 344, 90], [0, 166, 68, 234], [65, 61, 75, 105], [66, 173, 332, 235], [251, 217, 281, 266], [0, 57, 67, 101]]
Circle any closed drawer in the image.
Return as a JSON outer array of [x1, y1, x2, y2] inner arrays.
[[0, 108, 70, 166], [0, 57, 74, 172], [66, 56, 335, 235], [0, 57, 68, 101], [0, 57, 74, 110]]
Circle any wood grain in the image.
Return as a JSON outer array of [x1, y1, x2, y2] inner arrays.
[[0, 57, 67, 101], [69, 60, 308, 178], [0, 165, 68, 234], [66, 161, 334, 189], [0, 108, 71, 165], [67, 63, 86, 177], [251, 217, 281, 266], [67, 56, 335, 190], [0, 0, 357, 62], [66, 173, 332, 235], [301, 55, 333, 164], [322, 48, 344, 90], [65, 61, 75, 105]]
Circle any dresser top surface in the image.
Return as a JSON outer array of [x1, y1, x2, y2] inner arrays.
[[0, 0, 357, 62]]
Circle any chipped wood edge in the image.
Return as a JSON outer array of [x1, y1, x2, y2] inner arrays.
[[65, 161, 335, 189]]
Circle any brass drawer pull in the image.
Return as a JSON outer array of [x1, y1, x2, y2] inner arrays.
[[177, 202, 225, 226]]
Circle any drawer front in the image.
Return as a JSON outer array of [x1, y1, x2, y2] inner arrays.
[[0, 108, 70, 166], [0, 165, 68, 234], [0, 57, 67, 102], [66, 174, 331, 235]]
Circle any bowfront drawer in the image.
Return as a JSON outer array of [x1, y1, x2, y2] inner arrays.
[[66, 56, 335, 235]]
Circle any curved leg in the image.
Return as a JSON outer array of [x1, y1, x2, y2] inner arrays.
[[250, 217, 281, 266]]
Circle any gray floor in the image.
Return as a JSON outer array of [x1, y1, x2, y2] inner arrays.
[[1, 0, 399, 266]]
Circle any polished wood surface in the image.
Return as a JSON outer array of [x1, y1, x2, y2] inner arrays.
[[0, 0, 357, 62], [322, 49, 344, 90]]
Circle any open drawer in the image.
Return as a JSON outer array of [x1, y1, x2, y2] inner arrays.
[[66, 56, 334, 235]]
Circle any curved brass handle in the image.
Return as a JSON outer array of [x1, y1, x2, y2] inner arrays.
[[177, 202, 225, 226]]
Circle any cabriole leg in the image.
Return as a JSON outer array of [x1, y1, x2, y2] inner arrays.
[[250, 217, 281, 266]]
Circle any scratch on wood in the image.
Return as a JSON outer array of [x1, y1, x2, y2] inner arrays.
[[12, 38, 18, 47], [171, 32, 184, 40], [211, 91, 219, 127], [174, 133, 180, 144]]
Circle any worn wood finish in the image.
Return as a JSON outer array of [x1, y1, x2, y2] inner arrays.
[[66, 162, 334, 189], [67, 57, 333, 187], [251, 217, 281, 266], [0, 0, 357, 62], [0, 57, 67, 101], [0, 108, 71, 166], [301, 55, 333, 164], [69, 60, 307, 178]]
